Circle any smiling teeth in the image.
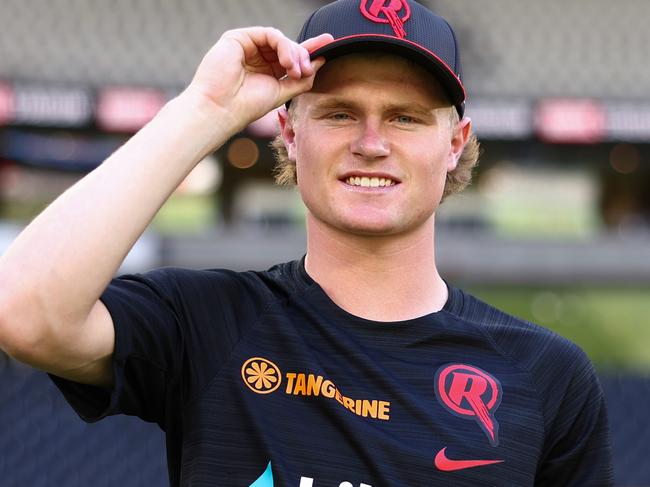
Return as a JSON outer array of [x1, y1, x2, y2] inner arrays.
[[346, 176, 395, 187]]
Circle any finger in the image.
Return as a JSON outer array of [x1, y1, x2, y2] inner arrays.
[[259, 45, 287, 79], [234, 28, 325, 81], [297, 34, 333, 76], [276, 56, 327, 103], [232, 27, 300, 79], [260, 29, 329, 80], [297, 45, 314, 77], [300, 33, 334, 54], [300, 54, 313, 77], [275, 37, 303, 80], [257, 28, 305, 80], [311, 56, 327, 73]]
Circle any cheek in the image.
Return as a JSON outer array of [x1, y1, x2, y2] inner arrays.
[[412, 149, 449, 207], [415, 145, 448, 180], [292, 131, 310, 180], [430, 140, 453, 178], [294, 139, 326, 200], [294, 129, 337, 180]]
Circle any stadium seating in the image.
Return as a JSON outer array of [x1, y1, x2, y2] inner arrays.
[[0, 0, 648, 99]]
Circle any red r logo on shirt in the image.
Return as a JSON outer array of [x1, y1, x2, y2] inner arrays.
[[360, 0, 411, 38], [435, 364, 502, 447]]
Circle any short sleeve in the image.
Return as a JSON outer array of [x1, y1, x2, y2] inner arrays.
[[50, 267, 264, 428], [535, 351, 614, 486]]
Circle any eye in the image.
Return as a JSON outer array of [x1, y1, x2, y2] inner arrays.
[[394, 115, 415, 124], [330, 112, 352, 121]]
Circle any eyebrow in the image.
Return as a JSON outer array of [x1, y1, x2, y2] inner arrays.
[[308, 97, 439, 120]]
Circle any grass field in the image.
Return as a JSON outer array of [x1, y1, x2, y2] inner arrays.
[[468, 285, 650, 372], [151, 195, 650, 372], [5, 192, 648, 372], [152, 194, 216, 233]]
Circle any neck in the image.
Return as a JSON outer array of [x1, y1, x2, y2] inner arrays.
[[304, 214, 448, 322]]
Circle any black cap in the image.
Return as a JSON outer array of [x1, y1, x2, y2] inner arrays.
[[297, 0, 466, 117]]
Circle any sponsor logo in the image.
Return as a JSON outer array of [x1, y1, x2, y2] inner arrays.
[[248, 461, 374, 487], [359, 0, 411, 39], [434, 447, 503, 472], [241, 358, 390, 421], [300, 478, 372, 487], [241, 357, 282, 394], [285, 372, 390, 421], [435, 363, 502, 447], [249, 461, 274, 487]]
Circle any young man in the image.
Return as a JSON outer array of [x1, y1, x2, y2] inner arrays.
[[0, 0, 613, 485]]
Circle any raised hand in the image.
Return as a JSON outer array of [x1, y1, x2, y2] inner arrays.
[[0, 27, 331, 388], [186, 27, 333, 132]]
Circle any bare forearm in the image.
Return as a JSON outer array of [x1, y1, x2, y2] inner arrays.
[[0, 26, 330, 378], [0, 92, 233, 335]]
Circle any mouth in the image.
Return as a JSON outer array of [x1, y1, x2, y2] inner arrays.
[[339, 171, 401, 190], [344, 176, 398, 188]]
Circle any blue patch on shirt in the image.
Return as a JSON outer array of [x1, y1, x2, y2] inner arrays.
[[249, 461, 274, 487]]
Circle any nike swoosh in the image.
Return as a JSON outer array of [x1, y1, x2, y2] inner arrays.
[[434, 447, 504, 472]]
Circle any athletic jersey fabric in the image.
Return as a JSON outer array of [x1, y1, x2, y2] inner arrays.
[[51, 258, 614, 486]]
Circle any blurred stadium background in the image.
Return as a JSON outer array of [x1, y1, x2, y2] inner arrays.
[[0, 0, 649, 485]]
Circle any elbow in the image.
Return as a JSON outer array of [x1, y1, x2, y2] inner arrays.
[[0, 265, 65, 364], [0, 292, 17, 355], [0, 291, 50, 364]]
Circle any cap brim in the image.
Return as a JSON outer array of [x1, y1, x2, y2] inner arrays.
[[310, 34, 465, 116]]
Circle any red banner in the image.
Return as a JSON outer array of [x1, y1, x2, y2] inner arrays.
[[535, 99, 606, 144], [0, 83, 15, 125], [96, 87, 167, 132]]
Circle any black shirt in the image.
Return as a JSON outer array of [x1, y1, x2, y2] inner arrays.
[[51, 259, 614, 486]]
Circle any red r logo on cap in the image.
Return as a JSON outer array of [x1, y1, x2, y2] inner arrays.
[[360, 0, 411, 39]]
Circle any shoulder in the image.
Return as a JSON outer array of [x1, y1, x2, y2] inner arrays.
[[112, 259, 307, 312], [444, 285, 588, 371], [443, 286, 600, 421]]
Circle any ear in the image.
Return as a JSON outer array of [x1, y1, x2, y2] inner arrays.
[[278, 107, 297, 162], [448, 116, 472, 172]]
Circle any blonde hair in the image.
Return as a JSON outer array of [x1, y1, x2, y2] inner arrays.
[[271, 104, 480, 201]]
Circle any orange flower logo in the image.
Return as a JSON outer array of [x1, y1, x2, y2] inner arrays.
[[241, 357, 282, 394]]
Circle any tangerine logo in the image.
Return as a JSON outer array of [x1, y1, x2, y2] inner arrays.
[[241, 357, 282, 394], [285, 372, 390, 421], [435, 363, 502, 447]]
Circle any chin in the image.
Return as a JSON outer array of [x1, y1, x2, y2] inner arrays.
[[330, 213, 414, 237], [306, 201, 435, 237], [341, 223, 400, 236]]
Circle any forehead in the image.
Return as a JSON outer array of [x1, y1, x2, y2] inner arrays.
[[299, 53, 450, 110]]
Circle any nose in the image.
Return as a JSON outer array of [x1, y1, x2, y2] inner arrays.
[[350, 119, 390, 160]]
